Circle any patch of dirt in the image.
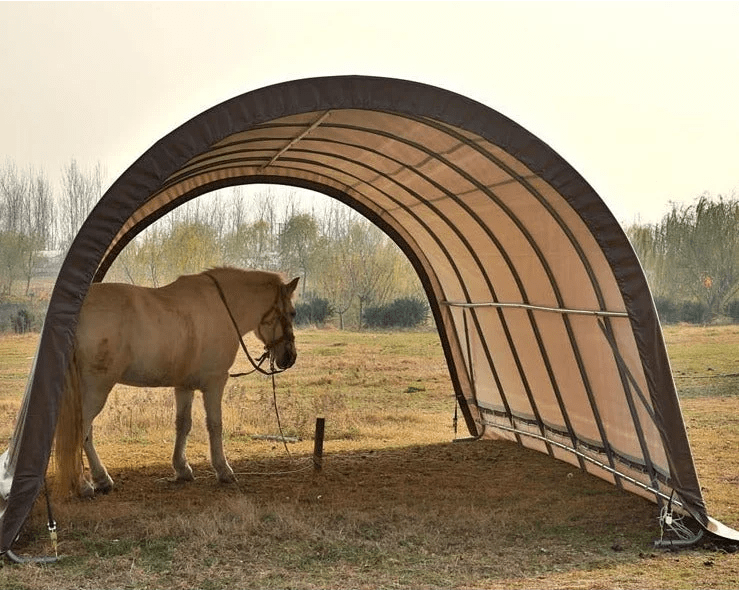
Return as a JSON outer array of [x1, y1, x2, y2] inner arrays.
[[35, 440, 659, 559], [13, 432, 732, 589]]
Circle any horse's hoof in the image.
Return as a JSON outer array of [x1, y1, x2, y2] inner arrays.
[[174, 463, 195, 481], [217, 472, 237, 485], [95, 481, 114, 494], [79, 481, 95, 498]]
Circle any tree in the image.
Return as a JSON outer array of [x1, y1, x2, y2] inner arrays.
[[314, 204, 357, 328], [109, 225, 164, 286], [279, 212, 319, 297], [0, 163, 30, 295], [344, 221, 399, 329], [59, 159, 104, 249], [0, 163, 57, 296], [222, 187, 279, 271], [21, 171, 54, 294], [223, 219, 275, 270], [315, 238, 354, 329], [159, 220, 221, 283], [664, 195, 739, 320], [628, 193, 739, 322]]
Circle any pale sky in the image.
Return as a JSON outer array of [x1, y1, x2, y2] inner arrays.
[[1, 1, 738, 225]]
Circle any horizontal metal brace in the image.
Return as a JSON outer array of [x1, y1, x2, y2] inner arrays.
[[442, 300, 629, 318], [485, 420, 678, 506]]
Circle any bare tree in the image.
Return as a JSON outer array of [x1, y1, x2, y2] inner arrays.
[[279, 212, 319, 297], [0, 163, 25, 293], [220, 187, 279, 270], [108, 226, 163, 287], [20, 170, 54, 294], [314, 203, 359, 328], [226, 186, 247, 236], [344, 220, 398, 329], [60, 159, 104, 249], [315, 236, 354, 329]]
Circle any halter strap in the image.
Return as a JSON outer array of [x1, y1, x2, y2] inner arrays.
[[204, 272, 285, 376], [258, 299, 294, 348]]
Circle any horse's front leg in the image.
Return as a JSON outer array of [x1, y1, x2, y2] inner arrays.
[[172, 387, 195, 481], [202, 378, 235, 484]]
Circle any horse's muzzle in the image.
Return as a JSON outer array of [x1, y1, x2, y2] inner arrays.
[[274, 348, 297, 370]]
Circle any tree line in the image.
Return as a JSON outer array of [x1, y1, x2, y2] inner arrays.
[[108, 186, 427, 329], [6, 158, 736, 330], [0, 159, 102, 296], [0, 160, 426, 331], [626, 192, 739, 324]]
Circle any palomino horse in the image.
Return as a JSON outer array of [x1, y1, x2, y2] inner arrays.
[[55, 267, 299, 496]]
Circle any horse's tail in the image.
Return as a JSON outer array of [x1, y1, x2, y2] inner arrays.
[[53, 348, 84, 496]]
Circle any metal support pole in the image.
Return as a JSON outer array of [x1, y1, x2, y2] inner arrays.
[[313, 417, 325, 472]]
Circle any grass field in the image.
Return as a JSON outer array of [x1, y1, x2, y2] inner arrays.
[[0, 325, 738, 588]]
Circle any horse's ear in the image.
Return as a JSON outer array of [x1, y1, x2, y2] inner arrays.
[[285, 277, 300, 297]]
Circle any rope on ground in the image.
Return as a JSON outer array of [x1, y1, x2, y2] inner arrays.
[[155, 458, 314, 484], [233, 460, 314, 477]]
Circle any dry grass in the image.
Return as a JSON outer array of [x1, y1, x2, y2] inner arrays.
[[0, 325, 738, 588], [0, 333, 38, 446]]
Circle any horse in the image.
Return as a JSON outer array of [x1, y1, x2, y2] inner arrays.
[[54, 267, 299, 497]]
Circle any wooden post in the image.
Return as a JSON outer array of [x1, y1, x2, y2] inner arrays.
[[313, 417, 325, 472]]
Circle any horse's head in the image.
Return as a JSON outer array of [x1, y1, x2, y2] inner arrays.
[[256, 277, 299, 370]]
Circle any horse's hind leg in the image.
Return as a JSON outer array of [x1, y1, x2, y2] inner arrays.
[[81, 384, 115, 494], [202, 379, 235, 484], [82, 422, 114, 494], [172, 387, 195, 481]]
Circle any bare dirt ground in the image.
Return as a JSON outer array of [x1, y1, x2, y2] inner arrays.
[[17, 437, 667, 589]]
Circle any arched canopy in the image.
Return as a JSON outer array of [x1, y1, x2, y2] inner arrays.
[[2, 75, 736, 552]]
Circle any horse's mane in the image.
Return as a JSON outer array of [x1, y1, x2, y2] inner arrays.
[[203, 266, 287, 287]]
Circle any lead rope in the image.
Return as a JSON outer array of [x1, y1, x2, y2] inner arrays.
[[205, 272, 292, 458], [204, 272, 283, 377], [271, 371, 292, 459], [228, 351, 270, 378]]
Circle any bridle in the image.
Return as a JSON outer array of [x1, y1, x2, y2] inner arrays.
[[205, 272, 294, 377], [255, 295, 295, 352]]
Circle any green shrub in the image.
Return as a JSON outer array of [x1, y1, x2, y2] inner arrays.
[[679, 300, 708, 324], [11, 308, 34, 334], [724, 300, 739, 323], [654, 297, 678, 324], [364, 298, 428, 328], [654, 297, 710, 324], [295, 298, 334, 326]]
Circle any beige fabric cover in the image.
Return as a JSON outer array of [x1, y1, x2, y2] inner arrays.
[[2, 76, 726, 553]]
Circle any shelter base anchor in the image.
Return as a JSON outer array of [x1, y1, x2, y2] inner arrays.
[[654, 503, 704, 548]]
